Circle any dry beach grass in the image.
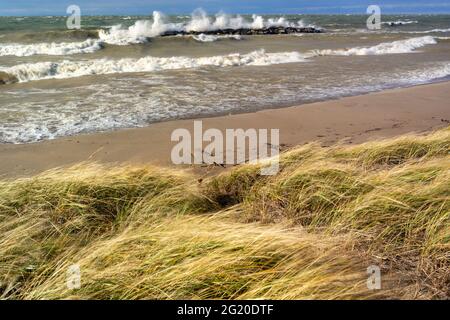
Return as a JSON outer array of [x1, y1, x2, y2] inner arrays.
[[0, 127, 448, 299]]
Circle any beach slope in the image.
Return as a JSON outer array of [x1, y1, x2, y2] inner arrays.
[[1, 81, 449, 178]]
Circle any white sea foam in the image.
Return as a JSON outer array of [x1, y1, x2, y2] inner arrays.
[[309, 36, 437, 56], [0, 39, 103, 57], [383, 20, 418, 26], [2, 49, 306, 83], [185, 9, 304, 31], [403, 28, 450, 34], [98, 11, 184, 45], [1, 36, 441, 83], [99, 10, 309, 45], [192, 34, 242, 42], [2, 61, 450, 144], [401, 63, 450, 83]]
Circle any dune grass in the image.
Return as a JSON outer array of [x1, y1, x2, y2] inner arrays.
[[0, 127, 448, 300]]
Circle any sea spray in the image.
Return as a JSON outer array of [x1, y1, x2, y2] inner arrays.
[[99, 10, 313, 45]]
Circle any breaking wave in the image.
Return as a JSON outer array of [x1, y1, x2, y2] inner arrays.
[[192, 34, 243, 42], [99, 9, 309, 45], [1, 50, 306, 83], [0, 36, 440, 83], [309, 36, 437, 56], [0, 39, 103, 57], [382, 20, 418, 26], [410, 28, 450, 34]]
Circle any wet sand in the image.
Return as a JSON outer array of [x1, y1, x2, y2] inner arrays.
[[1, 81, 449, 179]]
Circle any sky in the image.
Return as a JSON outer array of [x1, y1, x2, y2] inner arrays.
[[1, 0, 450, 16]]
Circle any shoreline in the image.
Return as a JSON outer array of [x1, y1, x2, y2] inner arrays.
[[1, 81, 449, 179]]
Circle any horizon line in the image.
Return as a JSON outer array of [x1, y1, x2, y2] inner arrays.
[[2, 12, 450, 17]]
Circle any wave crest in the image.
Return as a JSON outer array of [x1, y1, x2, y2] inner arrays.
[[309, 36, 437, 56], [1, 36, 439, 84], [192, 34, 242, 42], [2, 50, 306, 83], [0, 39, 103, 57]]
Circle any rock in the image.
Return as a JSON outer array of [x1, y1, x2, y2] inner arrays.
[[0, 71, 18, 85], [388, 22, 404, 27], [160, 26, 323, 37]]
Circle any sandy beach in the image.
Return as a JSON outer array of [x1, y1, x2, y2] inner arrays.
[[1, 81, 449, 179]]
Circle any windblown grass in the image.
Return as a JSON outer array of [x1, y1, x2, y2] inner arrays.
[[1, 128, 448, 299]]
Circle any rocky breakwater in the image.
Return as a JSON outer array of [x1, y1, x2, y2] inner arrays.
[[161, 26, 322, 37]]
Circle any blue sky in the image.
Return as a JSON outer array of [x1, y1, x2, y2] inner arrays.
[[1, 0, 450, 16]]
